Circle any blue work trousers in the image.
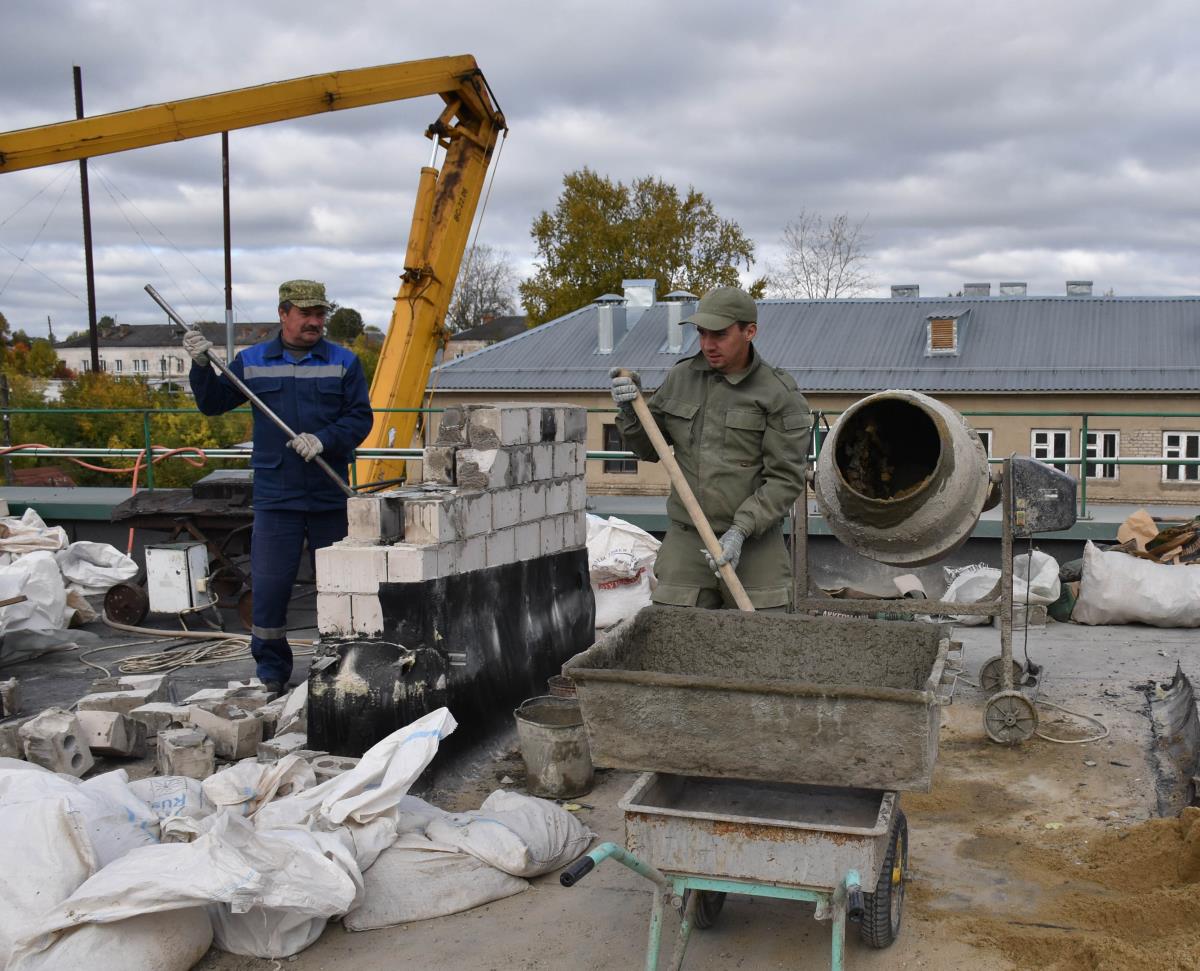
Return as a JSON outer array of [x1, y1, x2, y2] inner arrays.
[[250, 507, 347, 685]]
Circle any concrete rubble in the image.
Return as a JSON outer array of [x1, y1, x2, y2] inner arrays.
[[258, 731, 308, 762], [311, 753, 360, 781], [0, 714, 33, 759], [0, 677, 19, 717], [77, 673, 168, 716], [190, 702, 265, 760], [316, 402, 589, 638], [156, 726, 216, 779], [75, 709, 148, 758], [18, 707, 95, 776], [128, 701, 192, 737]]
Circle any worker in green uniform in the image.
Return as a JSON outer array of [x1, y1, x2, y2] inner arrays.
[[610, 286, 811, 610]]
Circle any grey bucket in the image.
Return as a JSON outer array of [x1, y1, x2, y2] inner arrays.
[[513, 695, 594, 799]]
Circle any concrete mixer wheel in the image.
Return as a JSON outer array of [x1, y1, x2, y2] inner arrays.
[[979, 655, 1024, 693], [984, 690, 1038, 744]]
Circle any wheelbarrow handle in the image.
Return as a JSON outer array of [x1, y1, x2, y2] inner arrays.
[[560, 855, 595, 887], [559, 842, 673, 892], [612, 368, 754, 612]]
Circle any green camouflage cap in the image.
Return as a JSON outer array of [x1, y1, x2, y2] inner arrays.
[[684, 286, 758, 331], [278, 279, 331, 310]]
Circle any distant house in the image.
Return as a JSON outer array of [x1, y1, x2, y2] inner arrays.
[[424, 279, 1200, 507], [443, 315, 527, 362]]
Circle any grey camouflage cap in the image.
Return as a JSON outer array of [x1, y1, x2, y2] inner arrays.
[[278, 279, 331, 310], [684, 286, 757, 331]]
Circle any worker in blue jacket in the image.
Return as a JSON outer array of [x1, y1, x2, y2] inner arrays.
[[184, 279, 373, 695]]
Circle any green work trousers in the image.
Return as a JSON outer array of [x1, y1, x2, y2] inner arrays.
[[651, 522, 792, 610]]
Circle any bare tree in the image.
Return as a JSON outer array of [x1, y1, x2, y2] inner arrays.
[[446, 243, 519, 333], [766, 211, 873, 299]]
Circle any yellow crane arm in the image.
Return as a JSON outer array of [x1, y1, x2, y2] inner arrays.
[[0, 55, 508, 486]]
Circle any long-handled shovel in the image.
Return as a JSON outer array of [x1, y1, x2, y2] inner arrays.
[[614, 369, 754, 612]]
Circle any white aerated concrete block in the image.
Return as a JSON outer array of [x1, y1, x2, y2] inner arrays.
[[507, 446, 532, 485], [569, 478, 587, 511], [129, 702, 192, 738], [347, 493, 404, 543], [315, 542, 387, 594], [520, 482, 547, 521], [515, 523, 541, 561], [157, 728, 215, 780], [422, 445, 457, 485], [77, 709, 147, 758], [567, 511, 588, 548], [387, 543, 440, 583], [546, 480, 570, 516], [0, 715, 33, 759], [575, 443, 588, 476], [351, 594, 385, 635], [434, 405, 468, 446], [77, 688, 159, 716], [312, 753, 360, 781], [190, 704, 264, 761], [20, 708, 94, 777], [492, 489, 521, 530], [317, 593, 353, 637], [467, 404, 531, 448], [486, 528, 517, 568], [540, 516, 564, 557], [552, 443, 579, 479], [404, 497, 458, 544], [458, 492, 492, 537], [560, 406, 588, 443], [530, 444, 554, 481], [457, 536, 487, 574], [456, 448, 511, 491], [257, 732, 309, 763]]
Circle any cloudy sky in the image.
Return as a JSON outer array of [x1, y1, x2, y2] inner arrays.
[[1, 0, 1197, 337]]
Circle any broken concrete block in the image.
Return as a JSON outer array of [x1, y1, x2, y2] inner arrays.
[[404, 496, 458, 545], [77, 688, 160, 716], [552, 443, 579, 480], [387, 543, 440, 584], [530, 443, 554, 481], [434, 405, 468, 446], [293, 748, 329, 762], [129, 702, 192, 738], [467, 404, 530, 448], [0, 715, 34, 759], [189, 704, 264, 761], [456, 448, 511, 491], [350, 594, 385, 636], [88, 674, 167, 698], [157, 728, 215, 780], [486, 528, 517, 568], [492, 488, 521, 530], [422, 445, 457, 485], [77, 709, 147, 758], [0, 678, 19, 718], [315, 541, 388, 594], [317, 592, 353, 637], [257, 732, 309, 763], [347, 492, 405, 544], [311, 753, 360, 781], [19, 708, 94, 777]]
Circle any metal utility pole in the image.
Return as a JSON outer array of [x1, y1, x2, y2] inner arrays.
[[73, 66, 100, 374], [221, 131, 234, 361]]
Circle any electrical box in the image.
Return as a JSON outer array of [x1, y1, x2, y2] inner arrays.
[[145, 542, 210, 614]]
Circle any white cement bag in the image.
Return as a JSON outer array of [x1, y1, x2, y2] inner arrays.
[[0, 508, 68, 554], [1012, 551, 1060, 605], [129, 776, 213, 822], [1073, 541, 1200, 627], [203, 754, 316, 817], [425, 789, 594, 878], [13, 812, 362, 964], [11, 907, 213, 971], [393, 793, 450, 836], [0, 550, 69, 634], [587, 515, 660, 629], [0, 796, 96, 967], [254, 707, 456, 830], [344, 832, 526, 931], [54, 541, 138, 596], [943, 552, 1060, 625]]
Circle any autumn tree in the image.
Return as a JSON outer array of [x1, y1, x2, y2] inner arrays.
[[446, 243, 519, 333], [519, 168, 758, 325], [327, 306, 364, 343], [350, 332, 380, 386], [765, 211, 873, 299]]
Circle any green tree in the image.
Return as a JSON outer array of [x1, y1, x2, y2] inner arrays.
[[350, 333, 380, 386], [519, 168, 758, 325], [3, 338, 58, 379], [327, 307, 364, 343]]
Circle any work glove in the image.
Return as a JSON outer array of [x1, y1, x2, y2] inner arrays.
[[183, 330, 213, 366], [704, 526, 747, 577], [288, 432, 324, 462], [609, 368, 641, 411]]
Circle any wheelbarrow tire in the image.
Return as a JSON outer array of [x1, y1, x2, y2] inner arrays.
[[683, 890, 726, 930], [859, 810, 907, 949]]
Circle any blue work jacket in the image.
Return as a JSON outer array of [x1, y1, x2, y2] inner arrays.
[[191, 334, 373, 511]]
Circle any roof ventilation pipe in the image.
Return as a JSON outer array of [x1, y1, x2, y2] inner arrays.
[[962, 283, 990, 297], [814, 390, 994, 566], [664, 290, 698, 354], [1066, 280, 1093, 296], [594, 294, 627, 355], [890, 285, 919, 298], [622, 279, 657, 330], [999, 282, 1027, 296]]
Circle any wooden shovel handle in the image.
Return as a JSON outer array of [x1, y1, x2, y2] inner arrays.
[[616, 370, 754, 612]]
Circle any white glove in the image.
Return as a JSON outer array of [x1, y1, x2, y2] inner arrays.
[[183, 330, 213, 366], [289, 432, 324, 462], [703, 526, 747, 577], [609, 368, 641, 407]]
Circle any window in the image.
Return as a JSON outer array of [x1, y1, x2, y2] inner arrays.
[[98, 358, 106, 372], [1031, 429, 1070, 473], [160, 356, 168, 375], [602, 424, 637, 474], [974, 429, 993, 457], [113, 359, 123, 373], [1163, 432, 1200, 482], [175, 357, 184, 373], [82, 360, 90, 372], [134, 359, 149, 373], [1084, 430, 1119, 480]]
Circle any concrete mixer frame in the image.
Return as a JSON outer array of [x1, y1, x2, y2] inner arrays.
[[790, 458, 1041, 745]]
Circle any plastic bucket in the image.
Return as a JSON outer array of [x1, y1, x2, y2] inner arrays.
[[513, 695, 594, 799]]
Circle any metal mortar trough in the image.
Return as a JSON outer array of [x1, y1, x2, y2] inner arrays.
[[564, 606, 949, 792]]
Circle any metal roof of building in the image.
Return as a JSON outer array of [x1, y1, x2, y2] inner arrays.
[[430, 295, 1200, 394], [55, 322, 273, 349]]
